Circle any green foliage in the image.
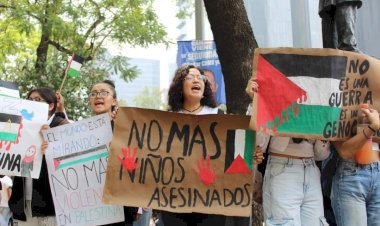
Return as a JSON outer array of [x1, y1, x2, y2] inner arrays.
[[173, 0, 194, 19], [134, 86, 167, 110], [0, 0, 168, 120]]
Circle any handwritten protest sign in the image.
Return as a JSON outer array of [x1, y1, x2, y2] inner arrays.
[[103, 108, 254, 217], [249, 48, 380, 140], [0, 96, 48, 178], [42, 113, 124, 226]]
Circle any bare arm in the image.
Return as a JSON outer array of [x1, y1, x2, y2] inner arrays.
[[333, 108, 380, 159], [7, 188, 11, 198], [245, 78, 258, 99], [372, 136, 380, 143]]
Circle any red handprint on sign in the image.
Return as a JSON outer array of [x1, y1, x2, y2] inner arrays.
[[194, 155, 216, 186], [118, 146, 139, 172]]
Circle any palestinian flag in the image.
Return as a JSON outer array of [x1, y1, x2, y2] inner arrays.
[[53, 144, 108, 170], [251, 48, 378, 140], [0, 113, 22, 142], [66, 53, 84, 78], [0, 80, 19, 98], [224, 129, 255, 174]]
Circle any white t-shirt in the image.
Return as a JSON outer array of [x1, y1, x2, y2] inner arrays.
[[0, 176, 12, 207], [178, 106, 218, 115]]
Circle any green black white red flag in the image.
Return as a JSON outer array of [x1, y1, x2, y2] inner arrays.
[[249, 48, 380, 141], [66, 53, 84, 78]]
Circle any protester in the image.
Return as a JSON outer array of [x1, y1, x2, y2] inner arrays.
[[246, 78, 330, 226], [9, 87, 69, 226], [0, 175, 12, 226], [159, 64, 226, 226], [89, 80, 139, 226], [331, 106, 380, 226], [160, 65, 263, 226]]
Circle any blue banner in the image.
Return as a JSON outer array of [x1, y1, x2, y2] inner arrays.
[[177, 41, 226, 104]]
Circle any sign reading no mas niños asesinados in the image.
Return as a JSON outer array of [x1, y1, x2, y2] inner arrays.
[[42, 113, 124, 226], [103, 107, 255, 217], [0, 96, 48, 178], [249, 48, 380, 141]]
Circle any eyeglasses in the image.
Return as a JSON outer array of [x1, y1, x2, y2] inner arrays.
[[89, 91, 110, 98], [183, 74, 207, 82], [27, 97, 46, 102]]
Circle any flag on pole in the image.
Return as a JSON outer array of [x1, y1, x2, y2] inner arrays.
[[0, 80, 19, 98], [66, 53, 84, 78]]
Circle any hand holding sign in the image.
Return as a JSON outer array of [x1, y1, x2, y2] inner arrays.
[[194, 155, 216, 186], [118, 146, 139, 172]]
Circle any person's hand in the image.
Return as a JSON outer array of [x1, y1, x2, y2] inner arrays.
[[110, 106, 118, 121], [40, 124, 50, 154], [362, 107, 380, 131], [253, 146, 264, 165], [41, 141, 48, 154], [56, 92, 65, 113], [245, 78, 259, 99]]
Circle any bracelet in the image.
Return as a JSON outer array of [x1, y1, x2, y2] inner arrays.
[[368, 125, 377, 133], [363, 129, 372, 140]]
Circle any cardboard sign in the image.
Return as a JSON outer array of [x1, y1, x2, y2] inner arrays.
[[0, 96, 48, 178], [249, 48, 380, 140], [42, 113, 124, 226], [103, 107, 254, 217]]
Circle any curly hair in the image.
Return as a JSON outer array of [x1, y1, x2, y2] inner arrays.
[[168, 64, 217, 112]]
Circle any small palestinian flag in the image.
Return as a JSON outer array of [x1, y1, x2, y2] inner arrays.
[[0, 80, 19, 98], [0, 113, 22, 142], [224, 129, 255, 174], [66, 53, 84, 78]]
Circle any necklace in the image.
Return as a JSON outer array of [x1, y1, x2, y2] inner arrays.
[[183, 105, 202, 113]]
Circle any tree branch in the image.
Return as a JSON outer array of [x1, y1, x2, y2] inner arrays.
[[84, 15, 105, 40], [84, 0, 105, 40], [47, 39, 93, 62]]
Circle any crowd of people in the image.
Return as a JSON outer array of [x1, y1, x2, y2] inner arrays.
[[0, 62, 378, 226]]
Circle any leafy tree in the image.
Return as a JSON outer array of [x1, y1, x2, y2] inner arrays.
[[134, 86, 167, 110], [0, 0, 168, 119], [204, 0, 258, 114]]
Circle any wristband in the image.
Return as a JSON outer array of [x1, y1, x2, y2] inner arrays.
[[363, 129, 372, 140], [368, 125, 377, 133]]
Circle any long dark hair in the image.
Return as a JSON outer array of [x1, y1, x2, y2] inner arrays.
[[27, 87, 57, 116], [167, 64, 217, 112]]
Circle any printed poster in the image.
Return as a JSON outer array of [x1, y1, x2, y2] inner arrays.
[[177, 40, 226, 104]]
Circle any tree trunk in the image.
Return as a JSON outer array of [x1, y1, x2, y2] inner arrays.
[[204, 2, 264, 225], [34, 2, 52, 76], [35, 33, 50, 75], [204, 0, 258, 115]]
